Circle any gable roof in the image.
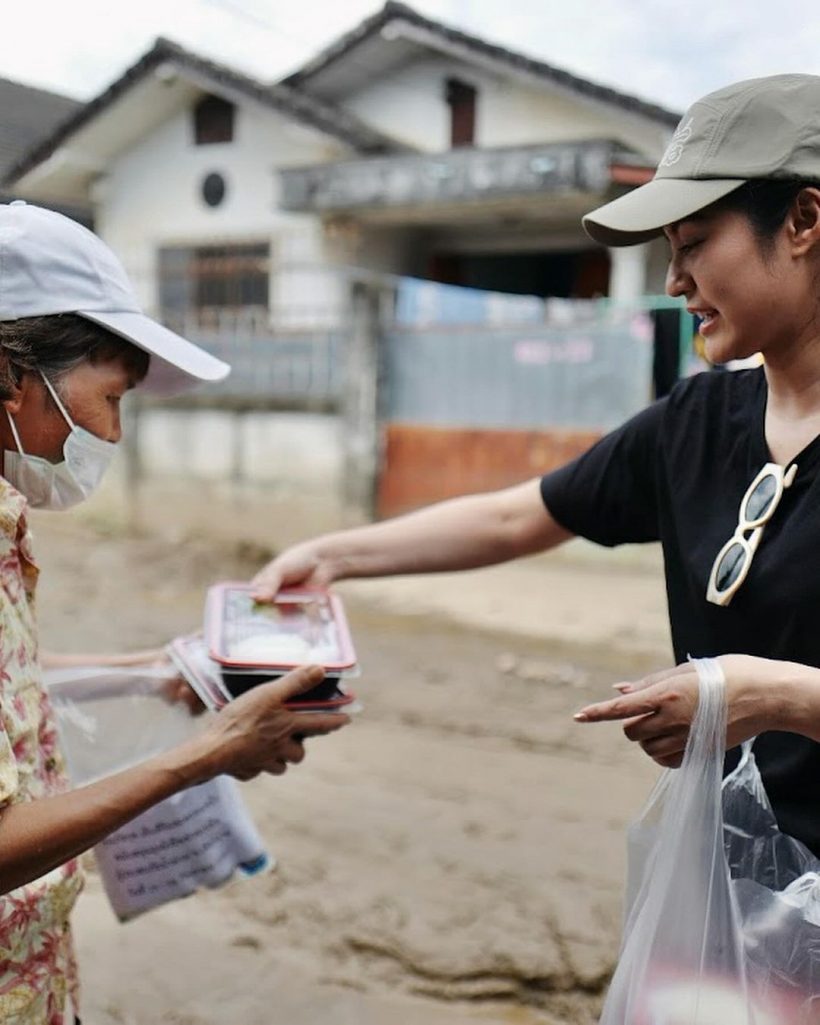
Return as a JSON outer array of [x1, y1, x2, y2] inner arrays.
[[285, 1, 681, 128], [4, 36, 407, 188], [0, 77, 81, 182]]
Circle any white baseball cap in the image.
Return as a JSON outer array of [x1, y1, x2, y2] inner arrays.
[[0, 201, 231, 395]]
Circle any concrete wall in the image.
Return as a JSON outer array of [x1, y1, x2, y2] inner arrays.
[[134, 407, 344, 490], [89, 406, 349, 545]]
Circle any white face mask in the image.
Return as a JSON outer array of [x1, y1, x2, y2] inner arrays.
[[3, 372, 117, 510]]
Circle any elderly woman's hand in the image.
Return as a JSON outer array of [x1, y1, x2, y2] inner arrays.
[[196, 665, 349, 781], [159, 672, 206, 716], [572, 655, 806, 767]]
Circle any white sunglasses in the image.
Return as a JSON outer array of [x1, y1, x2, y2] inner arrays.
[[706, 462, 797, 607]]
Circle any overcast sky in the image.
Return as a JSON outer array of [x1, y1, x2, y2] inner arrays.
[[4, 0, 820, 115]]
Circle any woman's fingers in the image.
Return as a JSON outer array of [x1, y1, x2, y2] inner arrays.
[[280, 739, 305, 765], [249, 566, 282, 602], [264, 664, 326, 702], [161, 677, 207, 716], [639, 733, 687, 761], [653, 751, 685, 769], [206, 669, 351, 781], [575, 683, 668, 723], [249, 544, 325, 602], [575, 667, 702, 770], [622, 712, 666, 742], [577, 670, 699, 724], [612, 663, 692, 694], [291, 712, 350, 737]]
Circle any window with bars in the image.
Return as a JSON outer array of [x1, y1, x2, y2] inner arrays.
[[159, 243, 270, 330]]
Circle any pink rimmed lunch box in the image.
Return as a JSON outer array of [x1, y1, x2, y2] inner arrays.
[[202, 583, 358, 706]]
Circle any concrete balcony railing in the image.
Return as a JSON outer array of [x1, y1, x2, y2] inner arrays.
[[279, 139, 617, 213]]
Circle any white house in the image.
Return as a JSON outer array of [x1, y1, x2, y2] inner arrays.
[[6, 2, 680, 335], [3, 5, 685, 515]]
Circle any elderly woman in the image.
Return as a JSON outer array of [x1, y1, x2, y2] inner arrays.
[[0, 201, 349, 1025]]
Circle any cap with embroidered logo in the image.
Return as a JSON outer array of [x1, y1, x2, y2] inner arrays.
[[583, 74, 820, 247], [0, 201, 230, 395]]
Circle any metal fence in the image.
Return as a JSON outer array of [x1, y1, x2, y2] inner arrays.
[[153, 284, 690, 427], [384, 288, 690, 432], [159, 312, 347, 408]]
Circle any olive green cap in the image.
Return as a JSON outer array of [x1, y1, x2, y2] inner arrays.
[[583, 74, 820, 247]]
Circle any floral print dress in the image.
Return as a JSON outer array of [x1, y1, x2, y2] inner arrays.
[[0, 480, 83, 1024]]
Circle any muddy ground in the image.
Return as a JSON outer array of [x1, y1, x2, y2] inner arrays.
[[31, 484, 670, 1025]]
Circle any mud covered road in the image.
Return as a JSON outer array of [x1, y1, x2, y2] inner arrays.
[[32, 506, 666, 1025]]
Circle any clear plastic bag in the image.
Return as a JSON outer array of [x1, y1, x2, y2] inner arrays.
[[44, 665, 270, 920], [601, 657, 820, 1024], [45, 666, 197, 785]]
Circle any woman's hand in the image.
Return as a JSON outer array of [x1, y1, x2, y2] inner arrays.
[[159, 672, 206, 716], [573, 655, 803, 768], [0, 664, 349, 894], [194, 664, 349, 782], [251, 540, 336, 602]]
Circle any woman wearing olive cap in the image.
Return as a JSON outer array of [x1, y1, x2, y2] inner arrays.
[[253, 73, 820, 856], [0, 202, 349, 1025]]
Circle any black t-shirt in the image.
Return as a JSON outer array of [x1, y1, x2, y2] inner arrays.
[[540, 367, 820, 855]]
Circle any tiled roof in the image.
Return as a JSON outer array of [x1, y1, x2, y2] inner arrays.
[[285, 1, 681, 128], [4, 37, 408, 188], [0, 76, 81, 181]]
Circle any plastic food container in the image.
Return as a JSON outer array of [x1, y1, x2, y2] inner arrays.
[[201, 583, 359, 707], [205, 583, 357, 672]]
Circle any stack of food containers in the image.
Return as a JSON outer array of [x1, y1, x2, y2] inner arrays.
[[168, 583, 359, 713]]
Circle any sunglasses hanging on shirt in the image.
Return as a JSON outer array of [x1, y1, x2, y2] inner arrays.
[[706, 462, 797, 607]]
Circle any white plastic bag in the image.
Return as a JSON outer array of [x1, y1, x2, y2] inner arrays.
[[601, 657, 820, 1024], [45, 665, 270, 920]]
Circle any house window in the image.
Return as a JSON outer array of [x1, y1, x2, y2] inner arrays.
[[445, 78, 477, 147], [159, 243, 269, 330], [193, 94, 235, 145]]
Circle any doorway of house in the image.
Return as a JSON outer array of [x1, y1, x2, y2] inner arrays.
[[427, 248, 610, 299]]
